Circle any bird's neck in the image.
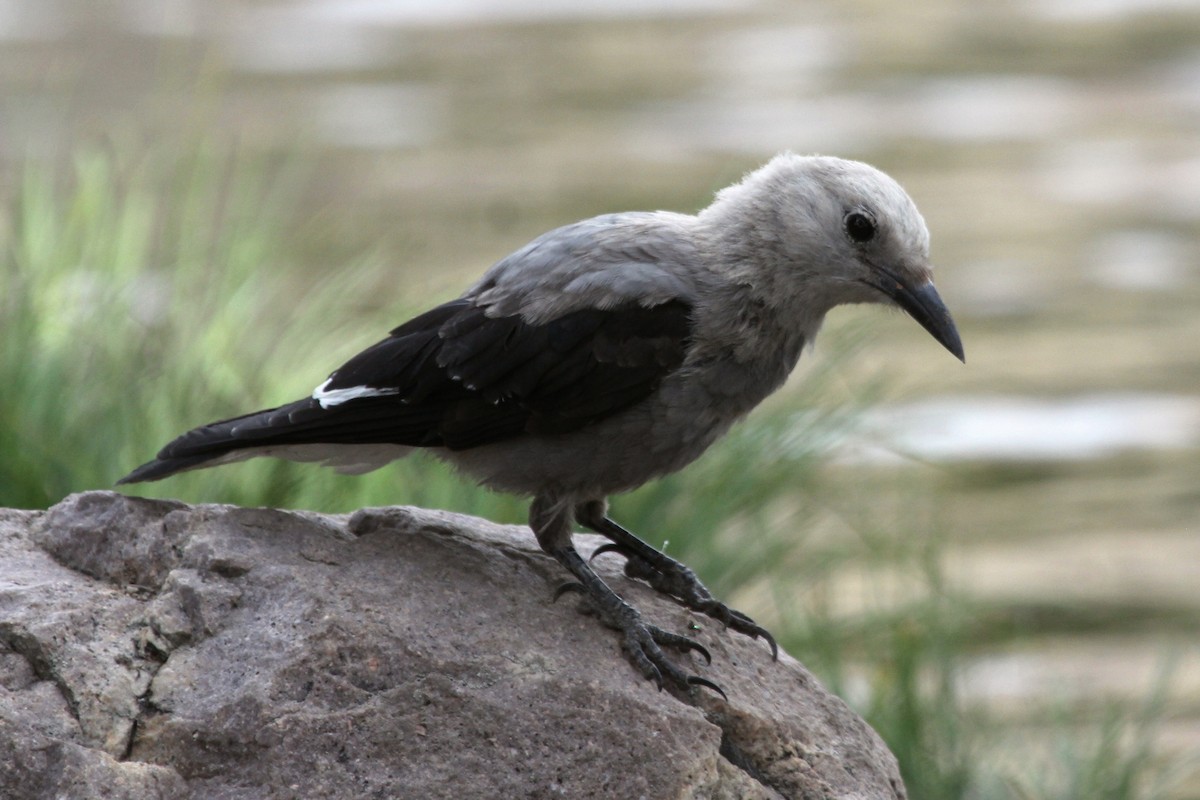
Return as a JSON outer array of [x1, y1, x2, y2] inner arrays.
[[681, 282, 819, 421], [685, 214, 840, 410]]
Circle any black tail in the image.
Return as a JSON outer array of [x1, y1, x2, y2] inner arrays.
[[116, 394, 456, 485], [117, 453, 233, 484], [116, 400, 314, 485]]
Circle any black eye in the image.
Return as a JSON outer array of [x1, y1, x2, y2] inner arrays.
[[844, 210, 876, 244]]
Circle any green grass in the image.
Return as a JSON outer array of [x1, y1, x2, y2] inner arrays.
[[2, 143, 1189, 799], [4, 141, 290, 508], [1, 141, 527, 518], [1024, 691, 1180, 800]]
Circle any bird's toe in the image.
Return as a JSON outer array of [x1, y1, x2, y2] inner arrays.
[[621, 621, 725, 699], [619, 557, 780, 658]]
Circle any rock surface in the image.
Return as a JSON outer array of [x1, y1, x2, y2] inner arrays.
[[0, 491, 906, 799]]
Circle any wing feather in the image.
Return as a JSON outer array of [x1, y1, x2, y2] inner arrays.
[[314, 298, 693, 449], [131, 297, 693, 478], [120, 212, 700, 483]]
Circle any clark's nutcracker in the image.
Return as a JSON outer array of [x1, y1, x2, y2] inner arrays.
[[120, 153, 963, 696]]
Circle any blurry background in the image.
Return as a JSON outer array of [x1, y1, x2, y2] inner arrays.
[[2, 0, 1199, 796]]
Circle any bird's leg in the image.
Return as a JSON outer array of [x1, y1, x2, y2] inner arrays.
[[576, 499, 778, 659], [530, 494, 725, 697]]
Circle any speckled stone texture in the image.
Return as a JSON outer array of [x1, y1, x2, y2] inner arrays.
[[0, 491, 906, 800]]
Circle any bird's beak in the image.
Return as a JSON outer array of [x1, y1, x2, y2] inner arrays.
[[870, 269, 965, 362]]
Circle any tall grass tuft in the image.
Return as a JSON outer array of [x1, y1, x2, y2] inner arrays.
[[1014, 663, 1188, 800], [0, 143, 525, 517], [3, 143, 287, 508]]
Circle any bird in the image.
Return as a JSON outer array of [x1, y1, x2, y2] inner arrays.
[[119, 153, 964, 697]]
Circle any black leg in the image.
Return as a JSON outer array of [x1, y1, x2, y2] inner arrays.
[[576, 500, 778, 659], [530, 494, 725, 698]]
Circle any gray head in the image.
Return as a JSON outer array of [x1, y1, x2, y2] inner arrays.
[[700, 153, 964, 361]]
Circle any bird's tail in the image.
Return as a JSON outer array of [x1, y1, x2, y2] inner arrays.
[[117, 452, 234, 484], [116, 401, 308, 484], [117, 396, 427, 485]]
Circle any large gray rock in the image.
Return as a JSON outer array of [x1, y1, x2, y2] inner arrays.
[[0, 491, 905, 799]]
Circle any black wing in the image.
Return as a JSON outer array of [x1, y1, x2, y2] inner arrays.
[[119, 298, 692, 482], [334, 298, 692, 441]]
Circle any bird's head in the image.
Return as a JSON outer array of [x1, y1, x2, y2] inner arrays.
[[703, 153, 965, 362]]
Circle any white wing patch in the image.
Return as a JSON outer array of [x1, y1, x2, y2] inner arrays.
[[312, 378, 401, 409]]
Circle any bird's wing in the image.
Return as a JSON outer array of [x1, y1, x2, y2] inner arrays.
[[302, 211, 701, 449], [123, 217, 699, 480], [135, 297, 693, 470], [313, 295, 693, 449]]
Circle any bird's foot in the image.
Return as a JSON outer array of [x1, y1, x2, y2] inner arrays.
[[553, 573, 726, 699], [590, 542, 778, 659]]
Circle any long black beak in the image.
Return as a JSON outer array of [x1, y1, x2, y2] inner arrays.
[[869, 269, 965, 362]]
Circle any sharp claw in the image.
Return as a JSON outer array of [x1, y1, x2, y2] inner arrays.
[[594, 539, 778, 658], [552, 581, 585, 602], [622, 623, 720, 695], [587, 543, 629, 565], [547, 544, 747, 701], [762, 631, 779, 661], [687, 675, 728, 701], [698, 604, 778, 661], [736, 618, 779, 660], [724, 610, 779, 659]]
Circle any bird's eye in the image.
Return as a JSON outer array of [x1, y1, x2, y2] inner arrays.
[[844, 210, 876, 244]]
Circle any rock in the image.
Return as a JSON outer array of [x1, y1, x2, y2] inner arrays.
[[0, 491, 906, 800]]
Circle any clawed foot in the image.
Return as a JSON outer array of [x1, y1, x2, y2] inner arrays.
[[588, 541, 779, 660], [620, 616, 727, 700], [533, 497, 762, 699], [552, 578, 727, 699]]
